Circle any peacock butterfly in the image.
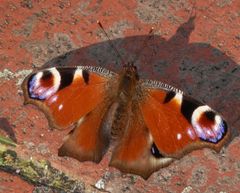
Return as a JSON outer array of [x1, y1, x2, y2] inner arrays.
[[21, 23, 230, 180]]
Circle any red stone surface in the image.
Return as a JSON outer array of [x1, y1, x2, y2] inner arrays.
[[0, 0, 239, 192], [0, 171, 34, 193]]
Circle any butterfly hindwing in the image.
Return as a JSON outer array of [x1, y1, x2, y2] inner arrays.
[[58, 101, 112, 163], [139, 80, 229, 158], [110, 102, 174, 179]]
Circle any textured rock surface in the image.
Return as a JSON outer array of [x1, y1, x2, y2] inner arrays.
[[0, 0, 239, 192]]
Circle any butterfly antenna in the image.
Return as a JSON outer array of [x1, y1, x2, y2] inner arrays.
[[130, 27, 154, 65], [97, 20, 125, 65]]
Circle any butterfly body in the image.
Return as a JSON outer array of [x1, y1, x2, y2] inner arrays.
[[22, 64, 230, 179], [110, 65, 140, 135]]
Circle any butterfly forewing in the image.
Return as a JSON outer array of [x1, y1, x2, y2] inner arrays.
[[139, 80, 229, 158], [22, 66, 118, 129]]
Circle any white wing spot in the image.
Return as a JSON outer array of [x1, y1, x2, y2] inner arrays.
[[58, 104, 63, 111], [48, 95, 58, 104], [74, 68, 83, 80], [174, 93, 183, 105], [177, 133, 182, 140], [187, 128, 196, 140]]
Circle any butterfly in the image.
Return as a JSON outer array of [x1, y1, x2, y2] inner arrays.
[[21, 59, 230, 179]]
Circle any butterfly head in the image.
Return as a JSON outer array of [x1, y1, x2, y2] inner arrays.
[[123, 62, 139, 81], [116, 62, 140, 97]]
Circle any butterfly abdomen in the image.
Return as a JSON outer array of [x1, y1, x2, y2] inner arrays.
[[110, 104, 128, 139]]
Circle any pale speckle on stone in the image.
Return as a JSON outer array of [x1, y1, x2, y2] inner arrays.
[[181, 186, 193, 193], [95, 178, 105, 190], [37, 143, 50, 155], [0, 68, 33, 86], [0, 69, 14, 80]]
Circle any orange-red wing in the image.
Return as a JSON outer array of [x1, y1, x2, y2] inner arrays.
[[139, 80, 230, 158], [110, 104, 173, 179], [22, 66, 117, 129], [58, 102, 111, 163]]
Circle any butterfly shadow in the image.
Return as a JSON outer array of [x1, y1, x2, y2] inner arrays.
[[43, 16, 240, 141]]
